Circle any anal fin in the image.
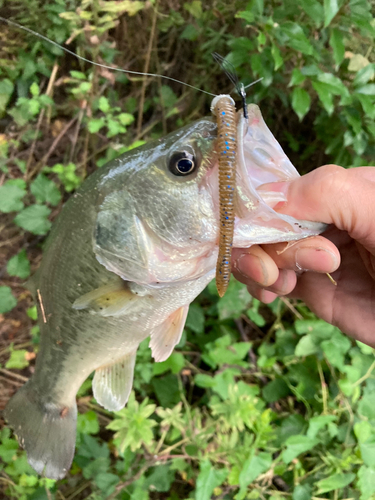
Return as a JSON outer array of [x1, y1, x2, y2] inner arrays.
[[149, 305, 189, 362], [93, 350, 137, 411]]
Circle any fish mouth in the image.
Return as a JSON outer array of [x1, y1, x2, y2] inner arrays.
[[232, 105, 327, 247]]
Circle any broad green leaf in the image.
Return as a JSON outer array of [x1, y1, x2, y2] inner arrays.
[[184, 1, 203, 19], [324, 0, 339, 27], [0, 286, 17, 313], [281, 22, 314, 56], [151, 373, 180, 408], [186, 303, 205, 333], [94, 472, 119, 494], [217, 279, 250, 320], [295, 334, 319, 357], [312, 81, 334, 115], [143, 464, 175, 492], [293, 484, 312, 500], [0, 78, 14, 115], [354, 64, 375, 86], [0, 183, 26, 212], [271, 43, 283, 70], [289, 68, 305, 87], [118, 113, 134, 126], [77, 411, 100, 435], [98, 96, 110, 113], [359, 436, 375, 467], [307, 415, 336, 439], [262, 378, 290, 403], [321, 330, 351, 369], [30, 174, 61, 206], [316, 472, 355, 493], [236, 10, 255, 23], [356, 84, 375, 96], [6, 249, 30, 279], [282, 435, 319, 463], [299, 0, 323, 24], [238, 453, 272, 499], [357, 465, 375, 500], [317, 73, 349, 96], [88, 117, 106, 133], [329, 28, 345, 65], [5, 349, 29, 369], [291, 87, 311, 120], [195, 460, 227, 500], [153, 352, 185, 375], [14, 204, 52, 235]]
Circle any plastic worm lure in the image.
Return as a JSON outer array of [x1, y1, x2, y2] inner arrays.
[[211, 94, 238, 297]]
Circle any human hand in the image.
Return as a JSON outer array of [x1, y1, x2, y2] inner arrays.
[[232, 165, 375, 346]]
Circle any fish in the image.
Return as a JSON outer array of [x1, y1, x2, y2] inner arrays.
[[4, 103, 326, 479]]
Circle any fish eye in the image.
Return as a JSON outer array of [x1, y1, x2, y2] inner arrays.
[[169, 152, 196, 176]]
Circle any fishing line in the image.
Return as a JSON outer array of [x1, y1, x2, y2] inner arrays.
[[0, 16, 217, 97]]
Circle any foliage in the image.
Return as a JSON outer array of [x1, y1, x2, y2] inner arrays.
[[0, 0, 374, 499]]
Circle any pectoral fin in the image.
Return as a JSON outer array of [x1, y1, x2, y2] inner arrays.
[[72, 281, 140, 317], [93, 350, 137, 411], [149, 305, 189, 362]]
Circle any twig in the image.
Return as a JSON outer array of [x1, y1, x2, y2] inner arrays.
[[25, 64, 59, 179], [136, 2, 158, 136], [279, 297, 303, 320], [317, 360, 328, 414], [0, 368, 28, 382], [37, 289, 47, 323], [352, 359, 375, 387]]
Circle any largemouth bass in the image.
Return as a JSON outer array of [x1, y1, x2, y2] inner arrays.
[[5, 105, 326, 479]]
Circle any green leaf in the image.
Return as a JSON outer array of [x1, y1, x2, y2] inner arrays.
[[217, 280, 250, 320], [307, 415, 336, 439], [88, 118, 106, 133], [262, 378, 290, 403], [316, 472, 355, 493], [235, 11, 255, 23], [117, 113, 134, 126], [195, 460, 227, 500], [293, 484, 312, 500], [7, 249, 31, 279], [143, 464, 175, 492], [30, 174, 61, 206], [238, 453, 272, 498], [14, 204, 52, 235], [354, 64, 375, 86], [0, 286, 17, 313], [184, 1, 203, 19], [77, 411, 100, 435], [357, 466, 375, 500], [289, 68, 305, 87], [299, 0, 323, 24], [329, 28, 345, 65], [295, 334, 319, 357], [0, 183, 26, 213], [291, 88, 311, 120], [282, 435, 319, 463], [356, 84, 375, 96], [324, 0, 339, 27], [98, 96, 110, 113], [5, 349, 29, 369], [153, 352, 185, 375], [0, 78, 14, 115], [321, 330, 351, 369], [312, 81, 334, 115], [281, 22, 314, 56], [186, 303, 205, 333], [94, 472, 119, 494], [271, 43, 283, 70], [152, 373, 180, 408]]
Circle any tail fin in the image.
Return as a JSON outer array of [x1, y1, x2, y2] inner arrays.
[[4, 382, 77, 480]]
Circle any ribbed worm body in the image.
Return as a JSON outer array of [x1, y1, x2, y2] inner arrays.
[[211, 95, 237, 297]]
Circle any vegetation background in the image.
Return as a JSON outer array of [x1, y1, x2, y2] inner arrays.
[[0, 0, 375, 498]]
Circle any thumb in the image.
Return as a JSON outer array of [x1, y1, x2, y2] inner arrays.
[[260, 165, 375, 248]]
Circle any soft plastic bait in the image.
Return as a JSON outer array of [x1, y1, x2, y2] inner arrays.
[[211, 94, 237, 297]]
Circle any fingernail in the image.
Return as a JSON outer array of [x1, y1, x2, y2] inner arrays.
[[295, 247, 339, 273], [235, 253, 267, 285]]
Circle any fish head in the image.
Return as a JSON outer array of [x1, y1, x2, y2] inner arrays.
[[94, 105, 326, 287], [94, 118, 220, 284]]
